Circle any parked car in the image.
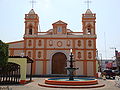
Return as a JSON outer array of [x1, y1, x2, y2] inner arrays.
[[102, 69, 116, 79], [114, 70, 120, 75]]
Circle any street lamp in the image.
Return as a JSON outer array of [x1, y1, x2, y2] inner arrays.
[[99, 53, 102, 72]]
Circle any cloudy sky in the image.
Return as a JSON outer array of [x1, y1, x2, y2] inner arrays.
[[0, 0, 120, 59]]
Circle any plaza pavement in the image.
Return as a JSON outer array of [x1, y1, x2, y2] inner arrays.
[[1, 78, 120, 90]]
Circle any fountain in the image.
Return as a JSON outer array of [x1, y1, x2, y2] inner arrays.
[[38, 49, 105, 88], [65, 49, 79, 80]]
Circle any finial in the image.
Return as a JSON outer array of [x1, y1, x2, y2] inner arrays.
[[85, 0, 92, 9], [30, 0, 36, 9], [70, 49, 72, 53]]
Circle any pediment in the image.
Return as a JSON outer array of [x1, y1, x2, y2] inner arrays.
[[52, 20, 67, 25]]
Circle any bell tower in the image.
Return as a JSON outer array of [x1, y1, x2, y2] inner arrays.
[[24, 9, 39, 36], [82, 9, 96, 35]]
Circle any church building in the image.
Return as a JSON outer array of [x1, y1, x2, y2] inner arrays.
[[8, 8, 97, 77]]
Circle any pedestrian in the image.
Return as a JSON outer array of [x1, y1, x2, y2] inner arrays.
[[102, 73, 106, 80]]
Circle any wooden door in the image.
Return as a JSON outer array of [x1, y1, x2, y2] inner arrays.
[[52, 52, 67, 74]]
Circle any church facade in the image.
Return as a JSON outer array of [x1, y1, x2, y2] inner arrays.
[[8, 9, 97, 77]]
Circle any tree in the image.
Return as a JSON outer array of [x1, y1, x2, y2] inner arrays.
[[0, 40, 8, 66]]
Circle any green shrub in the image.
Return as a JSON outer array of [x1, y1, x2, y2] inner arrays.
[[0, 40, 9, 66]]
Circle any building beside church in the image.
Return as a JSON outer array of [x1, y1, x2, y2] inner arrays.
[[8, 8, 97, 77]]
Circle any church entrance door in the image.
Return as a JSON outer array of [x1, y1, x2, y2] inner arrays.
[[52, 52, 67, 74]]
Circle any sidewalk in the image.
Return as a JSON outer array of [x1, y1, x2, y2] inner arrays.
[[1, 78, 120, 90]]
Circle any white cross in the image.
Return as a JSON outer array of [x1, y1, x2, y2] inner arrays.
[[85, 0, 92, 9], [30, 0, 36, 9]]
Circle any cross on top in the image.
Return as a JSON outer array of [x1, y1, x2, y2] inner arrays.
[[30, 0, 36, 9], [85, 0, 92, 9]]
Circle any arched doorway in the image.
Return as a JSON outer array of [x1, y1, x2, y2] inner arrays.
[[52, 52, 67, 74]]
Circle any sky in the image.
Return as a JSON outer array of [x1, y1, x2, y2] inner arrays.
[[0, 0, 120, 59]]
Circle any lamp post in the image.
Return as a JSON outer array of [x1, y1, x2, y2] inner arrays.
[[99, 53, 102, 72], [70, 49, 73, 68]]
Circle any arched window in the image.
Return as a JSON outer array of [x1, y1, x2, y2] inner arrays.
[[57, 26, 62, 32], [78, 52, 81, 59], [38, 51, 41, 58], [88, 52, 92, 59], [67, 40, 70, 46], [78, 40, 81, 47], [87, 25, 92, 34], [29, 25, 32, 35], [49, 40, 53, 46], [28, 40, 32, 46], [38, 40, 41, 46], [88, 40, 92, 47], [87, 28, 91, 34], [28, 51, 31, 57]]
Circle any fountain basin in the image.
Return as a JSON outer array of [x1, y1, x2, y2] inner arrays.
[[45, 78, 98, 85]]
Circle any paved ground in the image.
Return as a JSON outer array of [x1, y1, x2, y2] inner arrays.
[[1, 78, 120, 90]]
